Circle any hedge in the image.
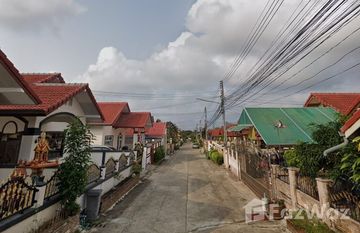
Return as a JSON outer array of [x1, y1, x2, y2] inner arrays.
[[209, 149, 223, 165]]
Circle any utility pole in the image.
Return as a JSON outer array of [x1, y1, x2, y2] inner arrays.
[[204, 106, 208, 142], [220, 81, 227, 148]]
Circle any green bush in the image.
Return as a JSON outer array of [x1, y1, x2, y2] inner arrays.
[[284, 149, 300, 167], [154, 146, 165, 163], [58, 120, 93, 216], [209, 150, 223, 165], [290, 210, 335, 233], [132, 161, 142, 175]]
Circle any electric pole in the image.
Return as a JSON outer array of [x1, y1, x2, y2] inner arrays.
[[204, 106, 208, 142], [220, 80, 227, 148]]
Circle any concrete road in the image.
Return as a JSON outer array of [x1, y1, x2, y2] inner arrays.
[[90, 144, 287, 233]]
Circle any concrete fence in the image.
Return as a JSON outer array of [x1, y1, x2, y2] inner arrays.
[[214, 140, 360, 233], [0, 149, 139, 233]]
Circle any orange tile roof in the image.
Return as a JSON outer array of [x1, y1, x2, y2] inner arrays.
[[304, 93, 360, 116], [22, 73, 65, 84], [96, 102, 129, 125], [146, 122, 166, 137], [0, 50, 41, 104], [341, 109, 360, 134], [115, 112, 152, 128]]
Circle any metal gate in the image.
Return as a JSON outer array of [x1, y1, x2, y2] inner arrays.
[[239, 146, 271, 199]]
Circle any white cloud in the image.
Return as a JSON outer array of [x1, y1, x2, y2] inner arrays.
[[0, 0, 86, 32], [79, 0, 360, 129]]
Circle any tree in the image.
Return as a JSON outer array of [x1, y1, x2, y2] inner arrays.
[[283, 117, 348, 179], [58, 120, 93, 215], [167, 121, 180, 144]]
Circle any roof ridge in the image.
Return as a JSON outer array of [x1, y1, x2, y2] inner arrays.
[[34, 83, 86, 86]]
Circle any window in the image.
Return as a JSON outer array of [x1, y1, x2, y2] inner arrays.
[[46, 132, 64, 160], [104, 135, 114, 146]]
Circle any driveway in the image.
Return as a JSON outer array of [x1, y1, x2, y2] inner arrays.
[[90, 143, 287, 233]]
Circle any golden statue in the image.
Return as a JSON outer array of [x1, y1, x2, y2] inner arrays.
[[34, 132, 50, 163]]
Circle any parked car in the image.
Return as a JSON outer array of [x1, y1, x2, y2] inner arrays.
[[192, 143, 200, 149], [90, 145, 116, 151]]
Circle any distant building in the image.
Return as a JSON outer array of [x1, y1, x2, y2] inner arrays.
[[304, 92, 360, 116]]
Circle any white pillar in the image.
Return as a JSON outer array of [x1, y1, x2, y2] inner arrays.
[[18, 135, 38, 162], [142, 147, 147, 170]]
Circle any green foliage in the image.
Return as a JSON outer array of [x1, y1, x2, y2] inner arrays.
[[283, 149, 300, 167], [167, 121, 180, 144], [209, 149, 224, 165], [132, 161, 142, 175], [154, 146, 165, 163], [58, 120, 93, 215], [289, 210, 335, 233], [284, 118, 349, 179], [340, 137, 360, 185]]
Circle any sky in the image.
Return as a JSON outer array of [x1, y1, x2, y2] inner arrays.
[[1, 0, 360, 130]]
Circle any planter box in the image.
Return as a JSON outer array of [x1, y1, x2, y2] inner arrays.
[[287, 219, 306, 233]]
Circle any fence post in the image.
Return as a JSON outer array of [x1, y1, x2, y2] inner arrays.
[[316, 178, 332, 208], [270, 164, 280, 200], [236, 150, 241, 180], [34, 185, 46, 207], [288, 167, 300, 210], [142, 147, 147, 170]]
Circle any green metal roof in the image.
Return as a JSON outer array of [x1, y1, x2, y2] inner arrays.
[[238, 107, 337, 146], [228, 124, 252, 132]]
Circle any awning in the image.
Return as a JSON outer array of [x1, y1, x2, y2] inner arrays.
[[228, 124, 252, 132]]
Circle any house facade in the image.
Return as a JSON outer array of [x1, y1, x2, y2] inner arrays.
[[0, 51, 103, 168]]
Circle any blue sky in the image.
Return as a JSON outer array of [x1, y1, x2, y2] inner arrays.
[[0, 0, 195, 78], [1, 0, 359, 129]]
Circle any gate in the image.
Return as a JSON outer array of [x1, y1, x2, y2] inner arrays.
[[239, 145, 271, 199]]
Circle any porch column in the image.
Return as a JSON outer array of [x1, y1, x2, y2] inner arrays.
[[121, 134, 126, 149], [18, 128, 41, 162], [133, 132, 138, 149], [288, 167, 300, 210]]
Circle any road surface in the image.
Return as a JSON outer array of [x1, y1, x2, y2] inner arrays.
[[90, 143, 287, 233]]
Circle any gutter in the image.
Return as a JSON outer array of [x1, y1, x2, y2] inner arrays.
[[323, 132, 349, 157]]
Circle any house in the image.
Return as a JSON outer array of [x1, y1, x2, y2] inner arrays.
[[89, 102, 153, 150], [145, 121, 167, 152], [89, 102, 130, 150], [237, 107, 337, 146], [304, 93, 360, 116], [0, 50, 104, 167], [341, 109, 360, 138], [208, 124, 237, 141]]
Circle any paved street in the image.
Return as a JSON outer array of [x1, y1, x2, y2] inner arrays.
[[90, 144, 287, 233]]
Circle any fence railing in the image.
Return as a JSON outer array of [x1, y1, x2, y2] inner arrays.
[[44, 173, 60, 200], [329, 180, 360, 223], [0, 177, 38, 221], [118, 154, 128, 171], [87, 163, 101, 184], [105, 158, 116, 177], [296, 174, 319, 200], [277, 167, 289, 184]]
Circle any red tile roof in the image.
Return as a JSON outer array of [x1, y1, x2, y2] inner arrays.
[[0, 83, 88, 115], [304, 93, 360, 116], [115, 112, 152, 128], [0, 50, 103, 119], [146, 122, 166, 137], [208, 124, 240, 137], [0, 50, 41, 104], [22, 73, 65, 84], [341, 109, 360, 134], [95, 102, 129, 125]]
